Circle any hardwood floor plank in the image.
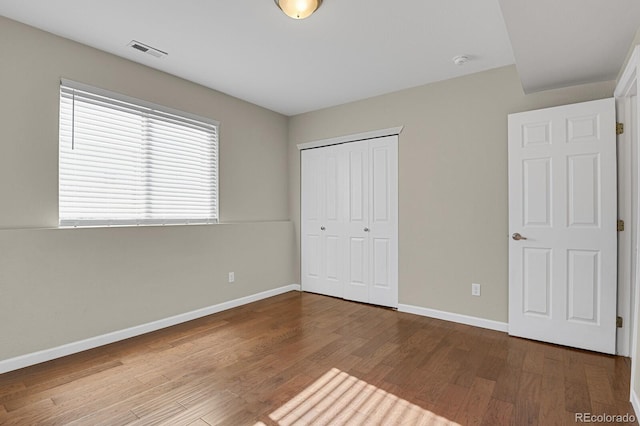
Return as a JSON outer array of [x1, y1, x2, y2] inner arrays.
[[154, 399, 233, 426], [129, 401, 186, 426], [431, 382, 469, 421], [491, 366, 521, 404], [476, 355, 505, 381], [505, 345, 526, 370], [66, 404, 139, 426], [199, 394, 261, 426], [584, 363, 616, 406], [186, 419, 210, 426], [0, 359, 123, 408], [43, 377, 157, 425], [0, 291, 635, 425], [413, 347, 460, 404], [514, 399, 540, 426], [522, 346, 545, 374], [611, 357, 633, 403], [564, 353, 593, 414], [454, 376, 496, 425], [451, 347, 485, 388], [537, 358, 564, 426], [513, 371, 542, 425], [351, 341, 398, 374], [0, 397, 56, 426], [0, 382, 26, 400], [481, 398, 514, 426]]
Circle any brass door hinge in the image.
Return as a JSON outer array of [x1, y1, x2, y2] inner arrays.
[[618, 219, 625, 232], [617, 122, 624, 135], [617, 316, 623, 328]]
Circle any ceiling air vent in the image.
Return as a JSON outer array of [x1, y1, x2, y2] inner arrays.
[[127, 40, 167, 59]]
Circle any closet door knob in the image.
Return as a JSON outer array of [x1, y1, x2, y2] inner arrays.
[[364, 227, 370, 232], [320, 226, 326, 231]]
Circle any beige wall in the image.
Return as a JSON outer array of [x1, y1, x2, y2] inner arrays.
[[0, 17, 294, 361], [289, 66, 615, 323], [0, 223, 294, 360]]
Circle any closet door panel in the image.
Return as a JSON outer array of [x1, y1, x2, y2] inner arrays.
[[321, 146, 344, 298], [343, 140, 369, 303], [368, 136, 398, 307], [301, 148, 325, 294]]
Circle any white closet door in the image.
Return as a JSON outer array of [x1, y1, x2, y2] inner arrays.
[[301, 146, 343, 298], [301, 135, 398, 308], [322, 145, 345, 298], [301, 148, 324, 294], [343, 140, 370, 303], [368, 136, 398, 308]]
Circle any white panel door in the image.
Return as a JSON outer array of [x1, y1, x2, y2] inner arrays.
[[368, 136, 398, 308], [322, 146, 345, 298], [301, 135, 398, 308], [301, 147, 323, 294], [343, 140, 370, 303], [508, 98, 617, 354], [301, 146, 344, 298]]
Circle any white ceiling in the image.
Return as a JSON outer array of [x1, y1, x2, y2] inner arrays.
[[499, 0, 640, 93], [0, 1, 638, 116]]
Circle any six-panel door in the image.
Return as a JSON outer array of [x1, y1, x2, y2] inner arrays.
[[508, 98, 617, 354]]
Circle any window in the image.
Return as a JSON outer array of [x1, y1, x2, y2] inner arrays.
[[59, 80, 218, 227]]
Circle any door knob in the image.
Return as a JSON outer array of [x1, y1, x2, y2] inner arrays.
[[512, 233, 527, 241], [364, 227, 370, 232], [320, 226, 326, 231]]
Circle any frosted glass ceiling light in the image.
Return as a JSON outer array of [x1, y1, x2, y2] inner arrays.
[[275, 0, 322, 19]]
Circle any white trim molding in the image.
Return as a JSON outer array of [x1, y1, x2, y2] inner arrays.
[[615, 43, 640, 408], [632, 389, 640, 420], [398, 304, 509, 333], [0, 284, 301, 374], [297, 126, 403, 151], [615, 46, 640, 98], [615, 90, 636, 358]]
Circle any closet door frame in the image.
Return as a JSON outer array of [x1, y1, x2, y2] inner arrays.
[[298, 126, 402, 307]]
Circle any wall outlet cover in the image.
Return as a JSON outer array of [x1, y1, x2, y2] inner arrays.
[[471, 283, 481, 297]]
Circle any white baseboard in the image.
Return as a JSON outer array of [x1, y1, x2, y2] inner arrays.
[[0, 284, 301, 374], [631, 388, 640, 419], [397, 303, 509, 333]]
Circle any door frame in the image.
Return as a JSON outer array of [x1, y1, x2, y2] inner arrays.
[[296, 126, 404, 151], [615, 45, 640, 395]]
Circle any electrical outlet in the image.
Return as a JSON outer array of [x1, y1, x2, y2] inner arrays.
[[471, 283, 481, 297], [228, 272, 235, 283]]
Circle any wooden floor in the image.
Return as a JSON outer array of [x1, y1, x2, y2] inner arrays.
[[0, 291, 636, 425]]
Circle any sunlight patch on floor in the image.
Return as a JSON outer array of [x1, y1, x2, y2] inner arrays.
[[258, 368, 459, 425]]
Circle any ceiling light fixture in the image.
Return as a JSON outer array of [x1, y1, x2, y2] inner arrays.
[[274, 0, 322, 19]]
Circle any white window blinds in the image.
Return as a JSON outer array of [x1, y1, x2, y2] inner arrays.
[[59, 80, 218, 227]]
